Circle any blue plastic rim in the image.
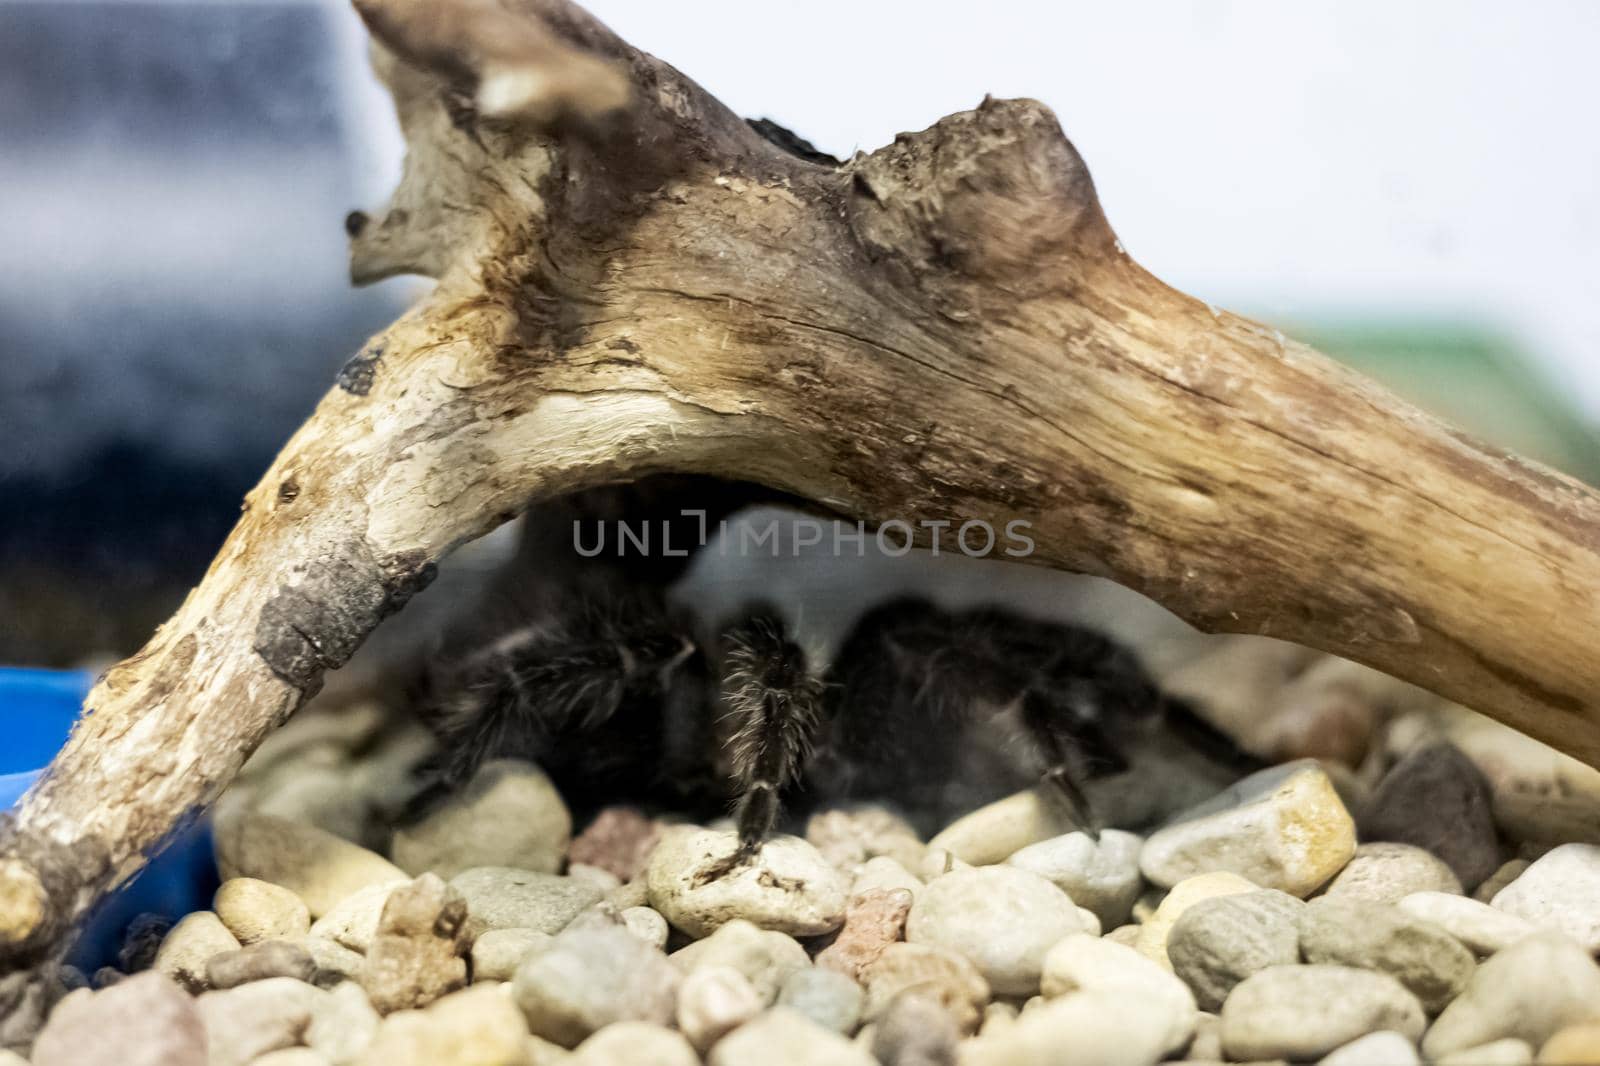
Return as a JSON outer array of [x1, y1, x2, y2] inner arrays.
[[2, 666, 217, 971], [0, 666, 94, 808]]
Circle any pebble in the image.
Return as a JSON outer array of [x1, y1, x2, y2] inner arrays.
[[960, 990, 1178, 1066], [1362, 743, 1500, 891], [708, 1007, 878, 1066], [448, 867, 603, 939], [918, 847, 969, 882], [980, 1001, 1019, 1038], [1133, 871, 1259, 968], [1005, 829, 1145, 928], [926, 787, 1076, 865], [30, 973, 207, 1066], [353, 983, 530, 1066], [154, 910, 243, 993], [308, 882, 401, 953], [669, 918, 811, 1005], [306, 980, 380, 1065], [514, 924, 681, 1047], [1422, 934, 1600, 1059], [1318, 1030, 1421, 1066], [295, 935, 367, 987], [215, 814, 407, 918], [871, 991, 959, 1066], [572, 1021, 699, 1066], [1187, 1010, 1223, 1061], [1539, 1024, 1600, 1064], [1165, 889, 1303, 1011], [568, 807, 662, 882], [568, 863, 622, 894], [252, 1050, 331, 1066], [196, 977, 324, 1066], [851, 856, 925, 898], [470, 927, 553, 983], [251, 763, 372, 845], [860, 943, 989, 1035], [621, 906, 669, 949], [675, 965, 763, 1051], [390, 759, 571, 879], [1220, 964, 1425, 1060], [1040, 933, 1197, 1055], [1396, 892, 1538, 955], [525, 1033, 576, 1065], [205, 940, 317, 990], [1139, 760, 1357, 897], [805, 806, 927, 873], [1322, 842, 1463, 905], [1106, 924, 1141, 947], [215, 878, 312, 945], [1435, 1038, 1534, 1066], [815, 888, 913, 980], [905, 865, 1083, 995], [1298, 896, 1476, 1013], [646, 829, 849, 938], [1474, 860, 1530, 903], [1490, 844, 1600, 951], [777, 967, 864, 1035], [607, 877, 650, 911], [360, 873, 469, 1013]]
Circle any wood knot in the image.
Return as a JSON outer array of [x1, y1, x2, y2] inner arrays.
[[846, 97, 1114, 291]]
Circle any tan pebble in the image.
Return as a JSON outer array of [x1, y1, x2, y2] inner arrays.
[[214, 813, 406, 918], [1139, 761, 1356, 898], [927, 787, 1075, 866], [1134, 871, 1258, 969], [815, 888, 913, 981], [1106, 924, 1142, 947], [1436, 1038, 1534, 1066], [153, 911, 241, 993], [860, 942, 989, 1034], [571, 1021, 697, 1066], [214, 878, 312, 945], [980, 1001, 1019, 1037], [1539, 1024, 1600, 1064]]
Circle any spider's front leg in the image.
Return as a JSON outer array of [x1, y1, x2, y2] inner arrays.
[[1017, 625, 1169, 838], [694, 607, 824, 885]]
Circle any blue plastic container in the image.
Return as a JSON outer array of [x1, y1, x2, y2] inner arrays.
[[1, 667, 217, 971]]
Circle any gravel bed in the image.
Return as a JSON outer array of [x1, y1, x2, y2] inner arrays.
[[16, 667, 1600, 1066]]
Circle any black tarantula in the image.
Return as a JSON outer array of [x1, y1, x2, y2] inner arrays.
[[409, 576, 1253, 871]]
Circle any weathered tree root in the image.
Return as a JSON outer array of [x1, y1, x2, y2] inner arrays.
[[5, 0, 1600, 992]]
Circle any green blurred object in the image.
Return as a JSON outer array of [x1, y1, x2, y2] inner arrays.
[[1292, 320, 1600, 485]]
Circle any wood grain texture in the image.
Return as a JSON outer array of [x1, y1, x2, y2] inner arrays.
[[3, 0, 1597, 997]]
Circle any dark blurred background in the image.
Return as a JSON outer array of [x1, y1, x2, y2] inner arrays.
[[3, 0, 1597, 667], [0, 1, 408, 661]]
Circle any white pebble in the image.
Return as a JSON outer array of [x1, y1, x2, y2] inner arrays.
[[906, 865, 1083, 996], [647, 830, 848, 938]]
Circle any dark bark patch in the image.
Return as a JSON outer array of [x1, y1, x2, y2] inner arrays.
[[336, 345, 384, 396], [252, 542, 437, 693]]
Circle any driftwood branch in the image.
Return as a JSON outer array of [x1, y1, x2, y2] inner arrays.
[[6, 0, 1600, 985]]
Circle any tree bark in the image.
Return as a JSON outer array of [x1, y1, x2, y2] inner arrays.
[[5, 0, 1600, 985]]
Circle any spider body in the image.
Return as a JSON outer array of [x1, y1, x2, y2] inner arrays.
[[410, 581, 1257, 863]]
